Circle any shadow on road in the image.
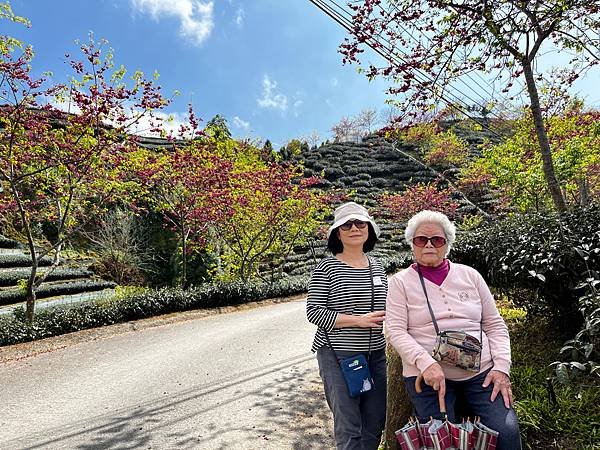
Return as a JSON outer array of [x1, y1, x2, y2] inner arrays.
[[6, 353, 333, 449]]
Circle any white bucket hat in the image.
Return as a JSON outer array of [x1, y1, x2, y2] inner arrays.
[[327, 202, 381, 238]]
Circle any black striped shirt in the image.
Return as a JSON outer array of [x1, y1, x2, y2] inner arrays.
[[306, 256, 388, 353]]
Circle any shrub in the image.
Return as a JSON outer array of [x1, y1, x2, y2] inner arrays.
[[0, 279, 116, 306], [508, 316, 600, 449], [453, 204, 600, 380], [0, 254, 53, 268], [0, 267, 93, 287], [452, 205, 600, 327], [0, 235, 23, 249]]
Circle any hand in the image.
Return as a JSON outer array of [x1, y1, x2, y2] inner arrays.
[[422, 362, 446, 405], [355, 310, 385, 328], [483, 369, 513, 408]]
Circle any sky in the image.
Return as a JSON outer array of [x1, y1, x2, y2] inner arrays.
[[3, 0, 599, 148]]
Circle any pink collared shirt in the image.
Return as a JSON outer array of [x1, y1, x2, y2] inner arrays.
[[386, 262, 511, 380]]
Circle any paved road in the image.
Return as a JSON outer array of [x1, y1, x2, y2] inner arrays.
[[0, 299, 334, 449]]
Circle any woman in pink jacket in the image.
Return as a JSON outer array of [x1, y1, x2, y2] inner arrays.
[[386, 210, 521, 450]]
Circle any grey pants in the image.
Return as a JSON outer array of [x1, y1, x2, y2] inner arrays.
[[317, 346, 387, 450]]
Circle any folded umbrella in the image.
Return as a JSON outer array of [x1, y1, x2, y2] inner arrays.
[[394, 374, 499, 450]]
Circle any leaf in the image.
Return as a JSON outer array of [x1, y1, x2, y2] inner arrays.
[[570, 361, 586, 371], [555, 363, 569, 384], [536, 273, 546, 282]]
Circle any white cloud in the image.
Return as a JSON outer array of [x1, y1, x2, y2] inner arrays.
[[50, 94, 190, 137], [293, 99, 303, 117], [233, 116, 250, 130], [234, 7, 244, 27], [131, 0, 214, 46], [257, 75, 288, 112]]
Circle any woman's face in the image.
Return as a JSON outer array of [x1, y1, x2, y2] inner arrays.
[[337, 220, 369, 251], [412, 223, 447, 267]]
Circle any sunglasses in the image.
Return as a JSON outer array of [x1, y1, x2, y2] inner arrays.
[[339, 219, 368, 231], [412, 236, 447, 248]]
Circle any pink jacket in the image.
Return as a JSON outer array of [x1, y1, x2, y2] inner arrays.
[[386, 262, 511, 380]]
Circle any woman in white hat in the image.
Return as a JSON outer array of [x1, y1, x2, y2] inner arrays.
[[306, 201, 387, 450]]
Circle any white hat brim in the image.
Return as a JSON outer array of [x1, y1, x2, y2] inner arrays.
[[327, 213, 381, 238]]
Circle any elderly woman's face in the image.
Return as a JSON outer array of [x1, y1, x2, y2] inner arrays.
[[413, 223, 447, 267]]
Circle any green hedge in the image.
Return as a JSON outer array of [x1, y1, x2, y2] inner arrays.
[[452, 204, 600, 328], [0, 251, 412, 347], [0, 279, 116, 306], [0, 235, 23, 249], [0, 254, 53, 268], [0, 276, 310, 346], [0, 267, 93, 287]]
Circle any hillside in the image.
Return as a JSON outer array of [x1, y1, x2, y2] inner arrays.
[[280, 130, 493, 277]]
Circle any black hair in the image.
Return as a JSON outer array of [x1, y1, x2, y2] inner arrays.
[[327, 223, 378, 255]]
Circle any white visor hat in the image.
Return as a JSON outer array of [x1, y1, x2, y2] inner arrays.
[[327, 202, 380, 238]]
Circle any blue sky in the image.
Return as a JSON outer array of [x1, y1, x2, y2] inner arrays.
[[4, 1, 599, 148]]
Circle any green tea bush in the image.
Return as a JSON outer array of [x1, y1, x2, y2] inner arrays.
[[0, 280, 116, 306], [0, 235, 23, 249], [452, 205, 600, 328], [508, 316, 600, 449], [0, 267, 93, 287], [453, 204, 600, 380], [0, 254, 53, 268]]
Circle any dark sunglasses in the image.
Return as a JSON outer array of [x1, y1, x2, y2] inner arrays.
[[339, 219, 368, 231], [412, 236, 447, 248]]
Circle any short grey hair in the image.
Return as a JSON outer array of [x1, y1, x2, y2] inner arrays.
[[404, 210, 456, 257]]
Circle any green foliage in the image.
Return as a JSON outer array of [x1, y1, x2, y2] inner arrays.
[[377, 252, 413, 274], [452, 205, 600, 324], [459, 110, 600, 212], [113, 285, 149, 300], [204, 114, 232, 141], [394, 120, 470, 168], [509, 317, 600, 449], [453, 205, 600, 379], [214, 159, 329, 281], [0, 1, 30, 53], [456, 214, 485, 231], [0, 279, 116, 305], [552, 284, 600, 382], [0, 253, 53, 268], [0, 234, 23, 249]]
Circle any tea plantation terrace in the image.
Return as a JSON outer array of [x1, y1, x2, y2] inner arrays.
[[0, 235, 115, 315]]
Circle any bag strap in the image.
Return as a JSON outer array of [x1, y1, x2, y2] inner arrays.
[[416, 264, 483, 343], [416, 265, 440, 335], [322, 256, 375, 363]]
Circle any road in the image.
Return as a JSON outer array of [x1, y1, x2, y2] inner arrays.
[[0, 299, 334, 449]]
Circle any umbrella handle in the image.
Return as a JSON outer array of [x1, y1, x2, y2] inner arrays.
[[415, 373, 447, 416]]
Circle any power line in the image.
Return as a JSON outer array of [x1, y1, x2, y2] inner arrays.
[[382, 1, 500, 103], [324, 0, 500, 117], [309, 0, 504, 136]]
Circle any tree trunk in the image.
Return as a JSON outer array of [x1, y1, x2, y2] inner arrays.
[[25, 259, 39, 324], [522, 59, 567, 211], [577, 178, 590, 205], [384, 342, 413, 448], [181, 225, 187, 290]]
